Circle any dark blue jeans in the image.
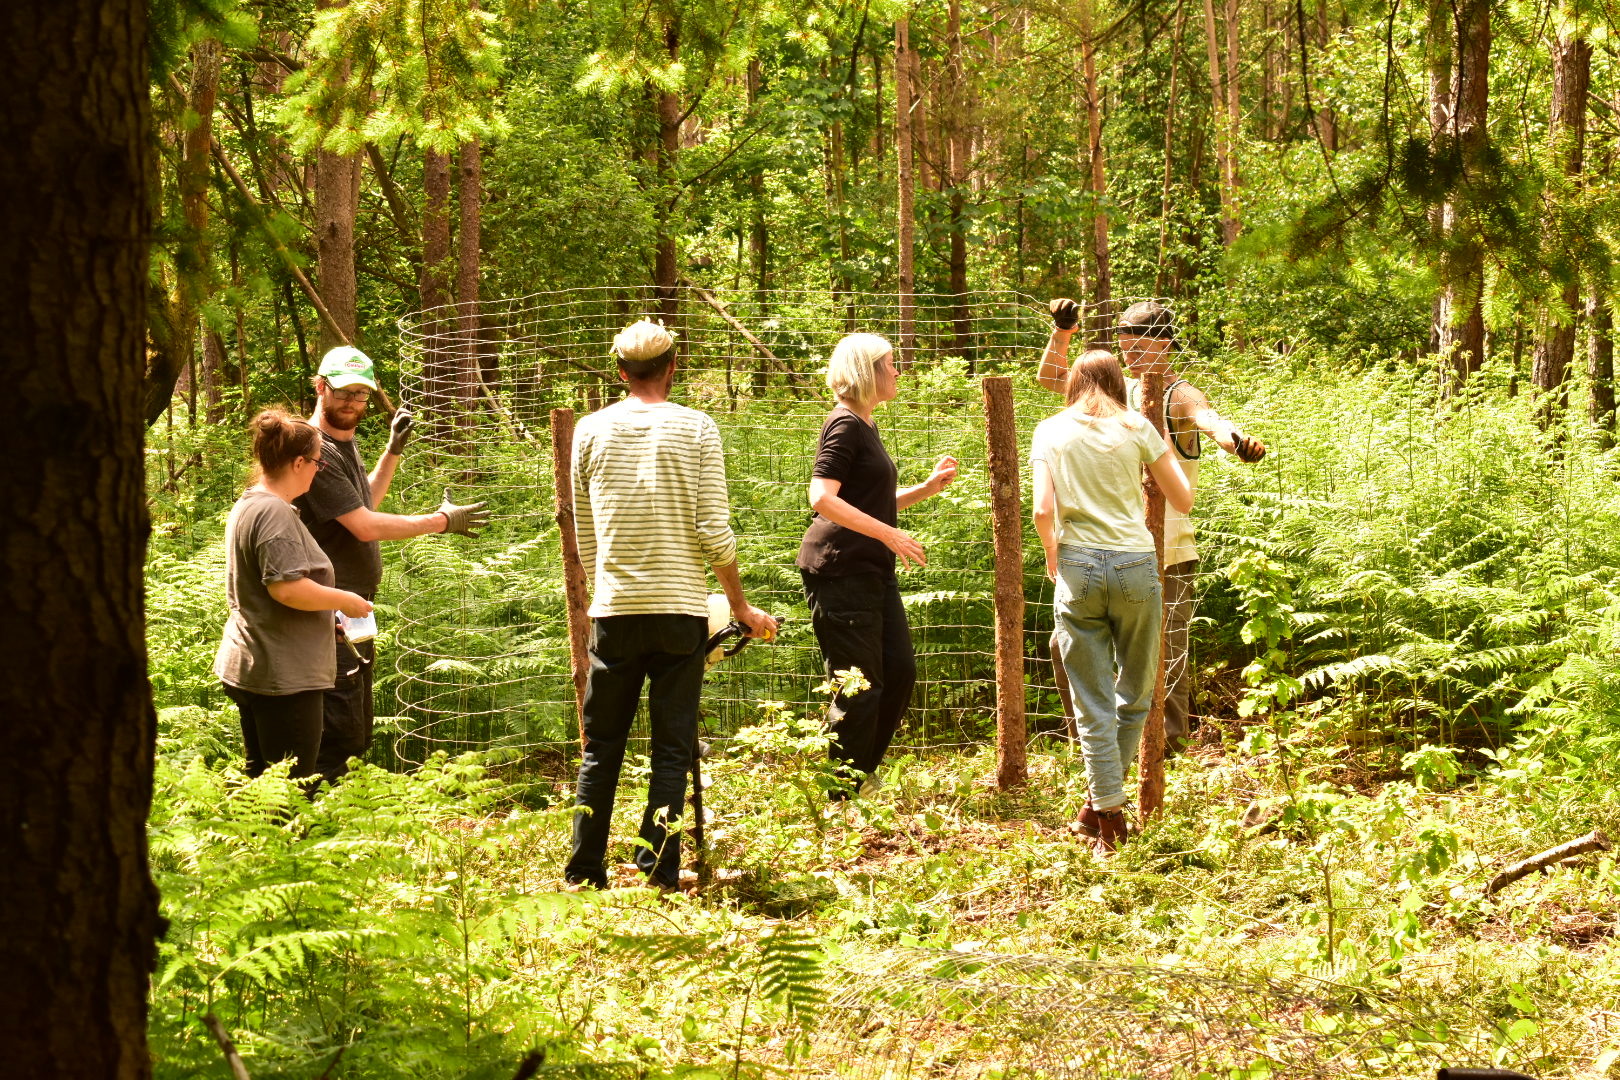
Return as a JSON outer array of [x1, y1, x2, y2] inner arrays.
[[565, 613, 706, 889], [801, 570, 916, 785]]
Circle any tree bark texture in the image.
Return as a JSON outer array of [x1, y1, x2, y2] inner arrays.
[[1136, 372, 1168, 824], [982, 377, 1026, 790], [0, 0, 161, 1072], [1531, 18, 1591, 423], [550, 408, 591, 741], [1082, 22, 1112, 320], [1156, 1, 1186, 296], [456, 138, 484, 414], [1426, 1, 1451, 358], [1202, 0, 1238, 247], [1437, 0, 1490, 391], [895, 19, 917, 370], [421, 147, 452, 420], [654, 18, 681, 326], [313, 0, 360, 354], [146, 39, 221, 425], [946, 0, 973, 366], [1589, 289, 1615, 444]]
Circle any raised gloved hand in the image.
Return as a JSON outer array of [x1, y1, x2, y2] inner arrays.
[[387, 405, 414, 456], [1231, 431, 1267, 463], [1050, 297, 1080, 331], [436, 487, 491, 537]]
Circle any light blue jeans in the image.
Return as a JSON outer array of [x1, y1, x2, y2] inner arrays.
[[1052, 545, 1162, 811]]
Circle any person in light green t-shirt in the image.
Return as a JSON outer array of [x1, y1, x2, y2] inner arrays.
[[1031, 349, 1192, 856]]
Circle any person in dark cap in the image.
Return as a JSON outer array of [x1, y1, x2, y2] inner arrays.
[[1036, 300, 1266, 756], [296, 346, 490, 780]]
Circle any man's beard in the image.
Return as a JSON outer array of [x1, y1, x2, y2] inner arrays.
[[325, 407, 362, 432]]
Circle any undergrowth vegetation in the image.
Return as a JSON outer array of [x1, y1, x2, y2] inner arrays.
[[145, 356, 1620, 1077]]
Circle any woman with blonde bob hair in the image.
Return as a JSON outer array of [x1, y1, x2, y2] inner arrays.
[[1032, 349, 1193, 855], [797, 333, 958, 797]]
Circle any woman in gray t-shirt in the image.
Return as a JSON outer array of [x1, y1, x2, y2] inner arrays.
[[213, 410, 373, 782], [1030, 350, 1192, 856]]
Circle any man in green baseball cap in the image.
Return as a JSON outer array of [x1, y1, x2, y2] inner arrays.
[[296, 345, 490, 781]]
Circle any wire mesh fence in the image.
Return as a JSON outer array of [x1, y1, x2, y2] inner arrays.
[[386, 286, 1208, 767]]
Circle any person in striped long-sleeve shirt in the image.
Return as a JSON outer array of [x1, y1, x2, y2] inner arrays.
[[564, 319, 777, 893]]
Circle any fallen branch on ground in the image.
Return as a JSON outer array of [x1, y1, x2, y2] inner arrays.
[[1484, 829, 1611, 898]]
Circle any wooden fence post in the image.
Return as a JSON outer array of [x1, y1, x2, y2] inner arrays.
[[1136, 372, 1168, 824], [982, 376, 1026, 789], [550, 408, 591, 742]]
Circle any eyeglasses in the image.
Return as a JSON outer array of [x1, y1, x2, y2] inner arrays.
[[327, 384, 371, 403], [303, 455, 329, 472]]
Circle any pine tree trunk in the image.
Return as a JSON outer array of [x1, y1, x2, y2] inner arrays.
[[1203, 0, 1238, 246], [1157, 1, 1187, 295], [1438, 0, 1490, 392], [748, 60, 771, 391], [456, 138, 483, 413], [145, 39, 221, 425], [1588, 291, 1615, 444], [1531, 14, 1591, 425], [0, 0, 160, 1071], [421, 147, 452, 419], [654, 18, 681, 326], [1223, 0, 1242, 235], [1427, 3, 1451, 357], [896, 18, 917, 369], [946, 0, 973, 366], [1083, 23, 1112, 318]]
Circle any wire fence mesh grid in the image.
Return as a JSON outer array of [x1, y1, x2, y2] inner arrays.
[[387, 286, 1211, 767]]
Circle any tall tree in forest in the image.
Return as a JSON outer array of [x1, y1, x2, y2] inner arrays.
[[146, 39, 224, 425], [1435, 0, 1490, 389], [944, 0, 974, 364], [458, 137, 485, 408], [311, 0, 362, 352], [1530, 3, 1591, 425], [896, 16, 917, 368], [579, 0, 765, 324], [1202, 0, 1239, 246], [1079, 0, 1112, 316], [282, 0, 506, 355], [2, 0, 160, 1073]]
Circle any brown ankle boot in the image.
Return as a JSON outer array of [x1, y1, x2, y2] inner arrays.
[[1093, 809, 1128, 856], [1073, 801, 1102, 840]]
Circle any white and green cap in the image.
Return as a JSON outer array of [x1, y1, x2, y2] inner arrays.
[[318, 346, 379, 390]]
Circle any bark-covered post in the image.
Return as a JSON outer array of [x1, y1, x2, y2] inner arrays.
[[3, 0, 162, 1069], [982, 376, 1026, 789], [1136, 372, 1169, 824], [550, 408, 591, 740]]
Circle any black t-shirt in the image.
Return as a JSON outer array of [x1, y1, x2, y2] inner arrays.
[[293, 434, 383, 597], [796, 407, 899, 577]]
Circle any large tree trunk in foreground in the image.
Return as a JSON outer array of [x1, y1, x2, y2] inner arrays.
[[0, 0, 160, 1073]]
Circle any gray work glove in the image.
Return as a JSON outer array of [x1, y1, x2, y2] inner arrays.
[[1050, 297, 1080, 330], [436, 488, 491, 537], [387, 405, 414, 456]]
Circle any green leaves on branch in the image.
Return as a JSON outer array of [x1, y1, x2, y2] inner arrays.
[[278, 0, 509, 155]]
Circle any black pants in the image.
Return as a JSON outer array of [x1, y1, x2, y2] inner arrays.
[[315, 636, 374, 780], [223, 684, 324, 781], [565, 614, 706, 889], [801, 570, 916, 783]]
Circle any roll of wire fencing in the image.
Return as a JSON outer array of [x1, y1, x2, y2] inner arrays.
[[387, 286, 1202, 769]]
